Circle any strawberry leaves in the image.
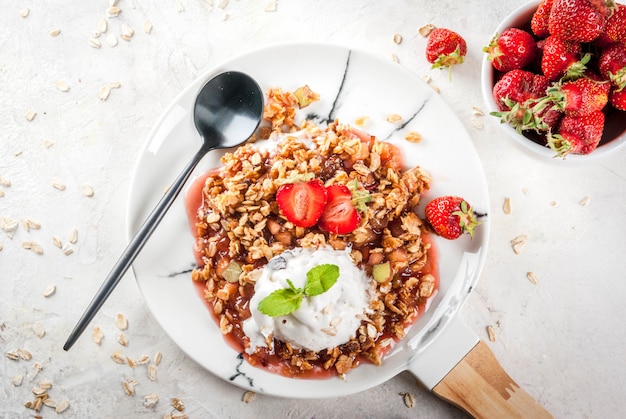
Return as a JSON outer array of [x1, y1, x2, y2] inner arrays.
[[258, 264, 340, 317]]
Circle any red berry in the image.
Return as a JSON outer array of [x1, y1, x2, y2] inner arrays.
[[425, 196, 479, 240], [595, 3, 626, 47], [609, 87, 626, 110], [548, 110, 605, 157], [598, 43, 626, 90], [548, 0, 610, 42], [531, 0, 555, 38], [276, 179, 327, 228], [485, 28, 537, 72], [318, 184, 360, 235], [542, 77, 609, 117], [541, 36, 584, 81], [425, 28, 467, 70]]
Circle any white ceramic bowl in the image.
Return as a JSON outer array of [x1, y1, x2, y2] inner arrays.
[[480, 0, 626, 161]]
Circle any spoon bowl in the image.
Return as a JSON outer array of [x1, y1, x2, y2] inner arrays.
[[63, 71, 263, 351]]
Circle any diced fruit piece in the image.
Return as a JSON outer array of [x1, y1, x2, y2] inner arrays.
[[372, 261, 392, 283], [293, 85, 320, 108], [484, 28, 537, 72], [222, 260, 243, 283], [276, 179, 327, 228], [548, 0, 611, 42], [425, 28, 467, 70], [548, 110, 605, 157], [425, 196, 479, 240], [318, 184, 360, 235]]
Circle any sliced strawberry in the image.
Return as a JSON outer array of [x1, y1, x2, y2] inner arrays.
[[276, 179, 327, 228], [318, 184, 360, 235]]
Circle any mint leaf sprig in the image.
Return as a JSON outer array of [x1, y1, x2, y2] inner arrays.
[[257, 264, 339, 317]]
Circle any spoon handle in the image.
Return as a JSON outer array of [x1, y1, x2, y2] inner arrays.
[[63, 145, 210, 351]]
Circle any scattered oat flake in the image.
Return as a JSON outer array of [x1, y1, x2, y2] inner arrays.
[[115, 313, 128, 330], [62, 244, 74, 256], [97, 18, 108, 34], [12, 373, 23, 386], [400, 392, 415, 408], [43, 398, 57, 408], [110, 81, 121, 89], [0, 189, 4, 198], [55, 80, 70, 92], [171, 397, 185, 412], [93, 326, 104, 344], [121, 23, 134, 41], [106, 33, 118, 46], [503, 197, 511, 214], [265, 1, 277, 12], [123, 380, 136, 396], [405, 131, 422, 143], [386, 114, 402, 123], [143, 21, 153, 34], [111, 352, 127, 364], [39, 380, 53, 390], [144, 393, 159, 408], [55, 399, 70, 413], [22, 218, 41, 231], [18, 348, 32, 360], [106, 6, 121, 17], [25, 109, 37, 121], [391, 53, 399, 63], [117, 332, 128, 347], [43, 139, 54, 148], [242, 390, 256, 403], [218, 0, 228, 8], [52, 179, 66, 191], [134, 354, 150, 365], [0, 176, 11, 187], [527, 272, 539, 284], [472, 106, 484, 116], [50, 28, 61, 36], [154, 351, 162, 366], [22, 241, 44, 255], [487, 325, 496, 342], [88, 37, 102, 48], [148, 363, 157, 381], [6, 350, 19, 360], [43, 284, 56, 297], [81, 183, 95, 197], [393, 33, 403, 44], [52, 236, 62, 248], [579, 196, 590, 206], [99, 85, 111, 100], [511, 235, 528, 255], [20, 8, 30, 18], [418, 23, 436, 37], [68, 227, 78, 244], [550, 200, 558, 207], [33, 321, 46, 338]]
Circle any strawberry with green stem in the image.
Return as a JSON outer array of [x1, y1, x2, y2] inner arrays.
[[425, 28, 467, 78], [484, 28, 537, 72], [425, 196, 479, 240], [535, 76, 609, 118], [541, 36, 588, 81], [599, 43, 626, 91], [548, 110, 605, 157]]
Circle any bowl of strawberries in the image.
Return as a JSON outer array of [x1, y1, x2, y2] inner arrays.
[[481, 0, 626, 160]]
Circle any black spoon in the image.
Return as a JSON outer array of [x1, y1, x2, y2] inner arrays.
[[63, 71, 264, 350]]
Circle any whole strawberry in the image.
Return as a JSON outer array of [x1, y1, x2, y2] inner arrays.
[[491, 69, 561, 132], [484, 28, 537, 72], [540, 77, 609, 117], [610, 87, 626, 110], [426, 28, 467, 70], [425, 196, 479, 240], [599, 43, 626, 91], [548, 110, 605, 157], [595, 3, 626, 47], [531, 0, 555, 38], [548, 0, 611, 42], [541, 36, 586, 81]]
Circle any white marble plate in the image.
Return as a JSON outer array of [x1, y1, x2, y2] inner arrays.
[[127, 43, 490, 398]]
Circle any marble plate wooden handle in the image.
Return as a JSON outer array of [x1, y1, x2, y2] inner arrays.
[[409, 317, 552, 418]]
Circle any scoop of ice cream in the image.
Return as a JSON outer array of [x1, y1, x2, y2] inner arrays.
[[243, 246, 372, 353]]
